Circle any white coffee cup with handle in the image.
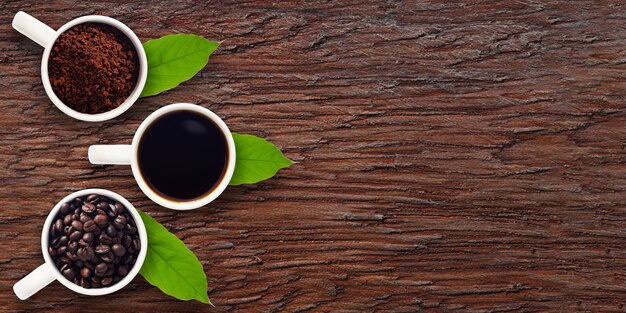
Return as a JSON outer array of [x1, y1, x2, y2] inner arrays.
[[88, 103, 236, 210], [12, 11, 147, 122], [13, 189, 148, 299]]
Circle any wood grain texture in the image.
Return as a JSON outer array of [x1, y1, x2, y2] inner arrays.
[[0, 0, 625, 312]]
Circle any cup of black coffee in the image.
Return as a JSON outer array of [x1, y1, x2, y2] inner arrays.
[[13, 189, 147, 299], [88, 103, 236, 210]]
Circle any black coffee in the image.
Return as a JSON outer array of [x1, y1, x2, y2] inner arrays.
[[138, 110, 228, 201]]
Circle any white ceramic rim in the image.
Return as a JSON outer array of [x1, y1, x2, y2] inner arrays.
[[40, 189, 148, 296], [130, 103, 236, 210], [41, 15, 148, 122]]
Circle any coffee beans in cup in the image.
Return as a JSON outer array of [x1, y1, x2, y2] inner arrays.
[[48, 22, 139, 114], [48, 194, 141, 288]]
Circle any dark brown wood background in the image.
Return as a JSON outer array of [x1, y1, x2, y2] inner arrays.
[[0, 1, 625, 312]]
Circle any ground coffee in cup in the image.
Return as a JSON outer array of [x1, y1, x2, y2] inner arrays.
[[48, 22, 139, 114], [48, 194, 141, 288]]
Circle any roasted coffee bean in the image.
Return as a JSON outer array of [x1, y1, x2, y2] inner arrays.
[[63, 214, 73, 226], [71, 220, 83, 231], [78, 239, 89, 247], [101, 277, 112, 286], [59, 235, 68, 246], [114, 202, 125, 214], [95, 244, 110, 254], [107, 210, 116, 218], [60, 256, 72, 264], [51, 237, 61, 248], [48, 246, 56, 257], [99, 234, 113, 245], [60, 203, 71, 215], [83, 220, 97, 232], [94, 214, 108, 227], [81, 203, 96, 214], [66, 252, 79, 261], [86, 246, 97, 261], [69, 230, 82, 241], [113, 275, 121, 283], [79, 214, 90, 224], [95, 262, 108, 275], [111, 244, 126, 257], [106, 224, 117, 237], [62, 268, 75, 280], [96, 201, 108, 210], [108, 204, 117, 214], [81, 267, 91, 278], [77, 248, 87, 261], [104, 268, 114, 276], [125, 224, 136, 235], [92, 275, 101, 283], [82, 232, 94, 243], [101, 252, 114, 263], [81, 247, 94, 261], [113, 215, 127, 229], [80, 277, 90, 288], [60, 263, 70, 272], [57, 246, 68, 255], [54, 219, 63, 234], [87, 194, 99, 203], [68, 241, 78, 252], [123, 235, 132, 248]]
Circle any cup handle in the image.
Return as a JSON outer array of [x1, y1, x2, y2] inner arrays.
[[13, 263, 56, 300], [89, 145, 133, 165], [12, 11, 56, 48]]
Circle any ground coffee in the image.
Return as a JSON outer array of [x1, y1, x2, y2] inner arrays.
[[48, 22, 139, 114], [48, 194, 141, 288]]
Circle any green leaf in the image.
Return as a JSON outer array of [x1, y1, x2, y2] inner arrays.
[[138, 210, 211, 305], [230, 133, 293, 186], [141, 34, 220, 97]]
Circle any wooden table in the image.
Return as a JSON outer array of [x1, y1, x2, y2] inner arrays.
[[1, 1, 624, 312]]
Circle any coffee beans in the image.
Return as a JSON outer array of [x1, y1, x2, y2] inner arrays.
[[83, 220, 97, 232], [112, 244, 126, 257], [94, 214, 108, 227], [82, 203, 96, 214], [49, 194, 140, 288]]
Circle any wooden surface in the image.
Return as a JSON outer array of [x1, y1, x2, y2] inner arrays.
[[0, 1, 625, 312]]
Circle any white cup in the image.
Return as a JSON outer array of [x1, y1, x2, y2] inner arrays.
[[88, 103, 236, 210], [13, 189, 148, 300], [11, 11, 147, 122]]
